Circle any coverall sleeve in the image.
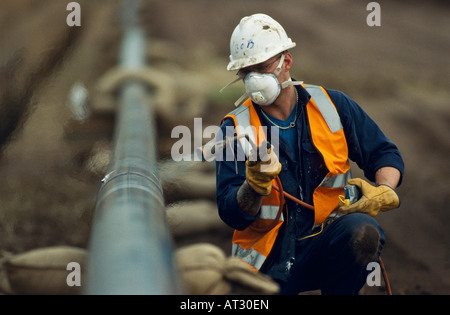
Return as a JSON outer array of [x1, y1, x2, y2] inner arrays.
[[215, 118, 260, 230]]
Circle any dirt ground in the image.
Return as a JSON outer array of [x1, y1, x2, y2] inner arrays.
[[0, 0, 449, 295]]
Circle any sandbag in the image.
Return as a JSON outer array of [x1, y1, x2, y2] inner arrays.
[[159, 161, 217, 203], [167, 200, 227, 237], [175, 243, 279, 295], [176, 243, 231, 295], [224, 257, 280, 295], [2, 246, 87, 295], [0, 251, 14, 294]]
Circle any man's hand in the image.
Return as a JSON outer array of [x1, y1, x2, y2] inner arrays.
[[245, 141, 282, 196], [338, 178, 400, 217]]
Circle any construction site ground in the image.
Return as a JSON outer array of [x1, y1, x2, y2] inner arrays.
[[0, 0, 449, 295]]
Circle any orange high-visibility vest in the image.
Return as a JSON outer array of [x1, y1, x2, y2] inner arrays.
[[224, 84, 351, 270]]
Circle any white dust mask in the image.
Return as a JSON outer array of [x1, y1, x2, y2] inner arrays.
[[220, 53, 303, 106], [244, 72, 281, 106]]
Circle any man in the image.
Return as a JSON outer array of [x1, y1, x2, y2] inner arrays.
[[215, 13, 404, 294]]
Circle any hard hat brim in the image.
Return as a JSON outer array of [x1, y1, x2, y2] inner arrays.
[[226, 42, 296, 71]]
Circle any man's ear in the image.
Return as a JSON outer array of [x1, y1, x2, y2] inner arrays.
[[283, 52, 293, 71]]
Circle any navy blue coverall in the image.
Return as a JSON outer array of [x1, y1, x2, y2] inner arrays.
[[215, 83, 404, 294]]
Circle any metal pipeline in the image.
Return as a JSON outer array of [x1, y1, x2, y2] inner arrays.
[[84, 0, 180, 294]]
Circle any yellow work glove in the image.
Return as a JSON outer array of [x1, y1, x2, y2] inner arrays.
[[245, 141, 282, 196], [338, 178, 400, 217]]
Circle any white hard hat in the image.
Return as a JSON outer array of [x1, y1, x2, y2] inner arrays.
[[227, 13, 296, 71]]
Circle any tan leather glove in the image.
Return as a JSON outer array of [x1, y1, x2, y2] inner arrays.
[[338, 178, 400, 217], [245, 141, 282, 196]]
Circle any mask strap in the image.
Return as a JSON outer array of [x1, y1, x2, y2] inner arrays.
[[234, 92, 248, 107], [219, 76, 241, 93], [273, 53, 285, 76], [281, 80, 303, 89]]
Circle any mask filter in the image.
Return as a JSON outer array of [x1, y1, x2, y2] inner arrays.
[[244, 72, 281, 106]]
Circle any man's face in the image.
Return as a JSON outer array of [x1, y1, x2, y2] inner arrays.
[[237, 53, 283, 79]]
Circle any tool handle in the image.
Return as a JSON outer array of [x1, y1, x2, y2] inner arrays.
[[245, 135, 271, 166]]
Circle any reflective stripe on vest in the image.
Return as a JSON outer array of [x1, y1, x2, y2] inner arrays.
[[224, 84, 350, 270], [304, 84, 343, 133], [232, 243, 268, 271], [226, 103, 265, 157]]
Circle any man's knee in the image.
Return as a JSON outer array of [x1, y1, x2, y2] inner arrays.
[[351, 224, 383, 265], [332, 213, 385, 265]]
